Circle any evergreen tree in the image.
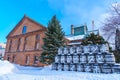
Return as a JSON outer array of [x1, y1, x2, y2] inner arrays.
[[113, 50, 120, 63], [81, 33, 113, 51], [81, 33, 107, 45], [40, 15, 65, 64]]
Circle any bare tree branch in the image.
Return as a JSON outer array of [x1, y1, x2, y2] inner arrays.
[[102, 2, 120, 42]]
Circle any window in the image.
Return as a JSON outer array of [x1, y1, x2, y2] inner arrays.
[[25, 37, 28, 41], [36, 34, 40, 40], [26, 56, 29, 65], [35, 42, 40, 50], [13, 56, 16, 63], [22, 26, 27, 34], [35, 34, 40, 50], [7, 55, 10, 61], [34, 56, 39, 64], [9, 40, 12, 52], [17, 38, 21, 51], [23, 37, 28, 51]]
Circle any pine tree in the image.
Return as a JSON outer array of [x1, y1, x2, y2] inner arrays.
[[40, 15, 65, 64], [81, 33, 107, 45]]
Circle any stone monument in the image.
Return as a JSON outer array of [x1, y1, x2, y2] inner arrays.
[[52, 44, 120, 73]]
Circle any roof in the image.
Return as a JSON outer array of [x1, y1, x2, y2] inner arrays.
[[7, 15, 46, 38], [65, 35, 85, 41], [73, 24, 87, 28], [67, 42, 81, 45], [87, 29, 99, 35]]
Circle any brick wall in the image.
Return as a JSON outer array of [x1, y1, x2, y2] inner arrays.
[[4, 16, 46, 66]]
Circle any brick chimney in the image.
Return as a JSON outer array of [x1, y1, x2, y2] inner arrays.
[[71, 25, 74, 35]]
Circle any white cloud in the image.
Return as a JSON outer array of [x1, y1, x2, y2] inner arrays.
[[47, 0, 119, 36], [47, 0, 119, 49]]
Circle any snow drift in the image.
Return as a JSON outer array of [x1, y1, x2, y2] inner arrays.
[[0, 60, 120, 80], [0, 60, 19, 74]]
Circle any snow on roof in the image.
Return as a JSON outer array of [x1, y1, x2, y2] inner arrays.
[[65, 35, 85, 41], [68, 42, 81, 45]]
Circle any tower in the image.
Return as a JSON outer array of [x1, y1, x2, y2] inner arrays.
[[71, 25, 74, 35], [92, 20, 94, 32]]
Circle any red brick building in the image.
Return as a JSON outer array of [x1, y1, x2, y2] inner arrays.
[[4, 15, 46, 66], [4, 15, 98, 66]]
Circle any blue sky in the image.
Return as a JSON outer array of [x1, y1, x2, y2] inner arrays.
[[0, 0, 119, 43]]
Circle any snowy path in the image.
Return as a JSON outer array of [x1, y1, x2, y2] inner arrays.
[[0, 70, 120, 80], [0, 60, 120, 80], [1, 73, 120, 80]]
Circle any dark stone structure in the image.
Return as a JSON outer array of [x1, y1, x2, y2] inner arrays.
[[115, 28, 120, 51]]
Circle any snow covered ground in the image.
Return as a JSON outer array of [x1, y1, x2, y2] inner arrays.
[[0, 60, 120, 80]]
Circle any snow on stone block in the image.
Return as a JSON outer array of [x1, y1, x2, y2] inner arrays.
[[63, 64, 69, 71], [83, 46, 90, 53], [93, 64, 101, 73], [102, 64, 112, 73], [88, 55, 95, 63], [105, 53, 115, 64], [77, 64, 84, 72], [70, 64, 76, 71], [80, 55, 87, 63], [57, 64, 63, 71], [66, 55, 72, 63], [69, 47, 75, 54], [84, 64, 92, 72], [58, 48, 63, 55], [76, 46, 83, 54], [53, 43, 120, 73], [100, 44, 109, 52], [90, 45, 99, 53], [63, 47, 69, 55], [73, 55, 79, 63], [112, 64, 120, 73], [60, 56, 66, 63], [55, 56, 60, 63], [96, 54, 104, 63]]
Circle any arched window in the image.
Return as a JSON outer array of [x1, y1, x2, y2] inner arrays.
[[22, 26, 27, 34]]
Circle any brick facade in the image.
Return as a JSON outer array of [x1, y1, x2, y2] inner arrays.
[[4, 15, 46, 66]]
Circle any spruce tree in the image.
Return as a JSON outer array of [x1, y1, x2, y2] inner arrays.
[[81, 33, 113, 51], [40, 15, 65, 64], [81, 33, 107, 45]]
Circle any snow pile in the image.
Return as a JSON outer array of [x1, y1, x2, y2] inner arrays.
[[15, 64, 42, 70], [41, 65, 52, 72], [0, 60, 19, 74], [0, 60, 120, 80]]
